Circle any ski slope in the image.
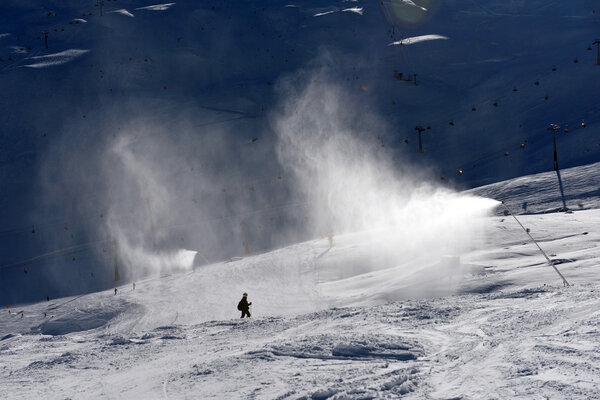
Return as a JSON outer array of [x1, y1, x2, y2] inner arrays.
[[1, 0, 600, 305], [1, 1, 600, 397], [1, 163, 600, 399]]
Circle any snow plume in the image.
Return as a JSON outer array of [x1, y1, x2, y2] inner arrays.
[[33, 102, 278, 295], [102, 134, 196, 279], [273, 67, 498, 291], [89, 108, 285, 281]]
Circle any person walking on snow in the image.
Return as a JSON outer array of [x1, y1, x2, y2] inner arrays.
[[237, 293, 252, 318]]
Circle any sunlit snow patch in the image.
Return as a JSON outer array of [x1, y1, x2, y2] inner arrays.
[[24, 49, 90, 68], [400, 0, 427, 11], [110, 9, 135, 17], [343, 7, 363, 15], [314, 10, 337, 17], [314, 7, 363, 16], [389, 34, 448, 46], [135, 3, 176, 11]]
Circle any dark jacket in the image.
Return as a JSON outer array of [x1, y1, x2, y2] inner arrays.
[[238, 297, 251, 311]]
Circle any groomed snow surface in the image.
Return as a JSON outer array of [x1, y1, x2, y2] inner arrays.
[[1, 163, 600, 399]]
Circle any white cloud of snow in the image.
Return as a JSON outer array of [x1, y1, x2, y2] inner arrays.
[[272, 63, 498, 293]]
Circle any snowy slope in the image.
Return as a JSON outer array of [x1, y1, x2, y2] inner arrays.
[[468, 160, 600, 214], [1, 164, 599, 398], [1, 0, 600, 305], [1, 4, 599, 396]]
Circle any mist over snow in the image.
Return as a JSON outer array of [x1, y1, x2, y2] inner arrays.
[[273, 66, 498, 275]]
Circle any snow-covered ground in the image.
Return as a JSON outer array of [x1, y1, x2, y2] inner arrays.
[[1, 163, 599, 399]]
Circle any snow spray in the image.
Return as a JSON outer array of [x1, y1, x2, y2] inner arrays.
[[273, 71, 500, 287]]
